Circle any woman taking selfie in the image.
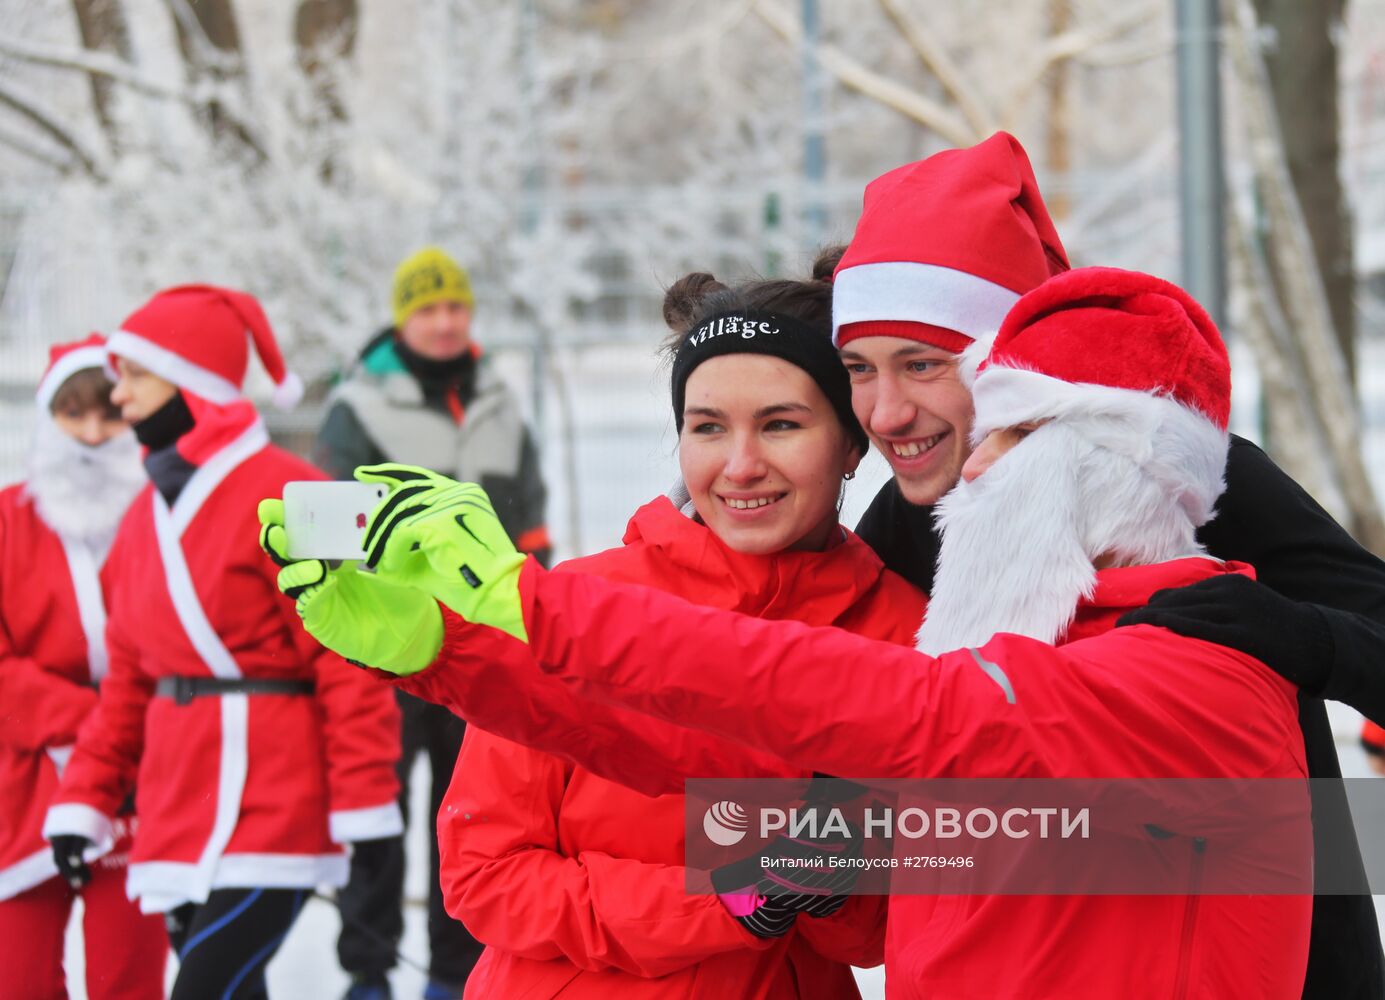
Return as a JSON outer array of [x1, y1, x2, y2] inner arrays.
[[262, 250, 925, 998]]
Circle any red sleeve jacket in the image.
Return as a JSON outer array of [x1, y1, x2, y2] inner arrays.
[[420, 554, 1313, 999], [406, 498, 919, 998]]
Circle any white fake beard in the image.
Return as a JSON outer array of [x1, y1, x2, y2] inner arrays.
[[917, 423, 1099, 655], [26, 417, 145, 554]]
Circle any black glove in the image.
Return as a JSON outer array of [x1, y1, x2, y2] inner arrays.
[[1116, 574, 1334, 692], [51, 834, 93, 889]]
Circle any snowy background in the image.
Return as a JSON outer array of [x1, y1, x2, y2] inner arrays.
[[2, 0, 1384, 995]]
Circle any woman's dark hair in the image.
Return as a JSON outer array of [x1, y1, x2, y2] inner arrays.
[[660, 244, 867, 457], [659, 245, 847, 358], [49, 368, 120, 420]]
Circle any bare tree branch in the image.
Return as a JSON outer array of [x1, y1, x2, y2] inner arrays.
[[0, 121, 76, 173], [0, 33, 189, 104], [599, 0, 758, 64], [875, 0, 996, 136], [1073, 39, 1172, 68], [998, 3, 1160, 128], [163, 0, 240, 74], [754, 0, 978, 145], [0, 80, 105, 180]]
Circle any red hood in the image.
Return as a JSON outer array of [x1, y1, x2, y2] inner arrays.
[[133, 389, 260, 470], [560, 495, 896, 628], [1065, 555, 1254, 642]]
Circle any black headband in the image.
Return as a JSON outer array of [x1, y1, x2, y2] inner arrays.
[[671, 309, 868, 454]]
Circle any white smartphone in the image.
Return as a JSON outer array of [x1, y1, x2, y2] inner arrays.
[[282, 481, 389, 561]]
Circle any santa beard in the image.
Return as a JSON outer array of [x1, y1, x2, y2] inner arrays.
[[915, 421, 1205, 656], [26, 416, 145, 555]]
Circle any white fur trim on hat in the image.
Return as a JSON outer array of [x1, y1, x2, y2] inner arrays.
[[832, 262, 1021, 345], [35, 345, 109, 411], [271, 371, 304, 410], [106, 330, 242, 404], [971, 364, 1229, 526]]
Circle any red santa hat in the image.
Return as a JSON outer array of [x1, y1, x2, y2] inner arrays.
[[36, 333, 110, 411], [105, 284, 303, 409], [832, 131, 1070, 351], [970, 266, 1231, 526]]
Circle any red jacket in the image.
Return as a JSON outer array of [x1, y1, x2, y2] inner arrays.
[[0, 485, 107, 899], [471, 555, 1312, 999], [409, 497, 926, 999], [44, 404, 402, 912]]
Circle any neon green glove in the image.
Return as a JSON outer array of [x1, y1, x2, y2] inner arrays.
[[257, 498, 443, 675], [353, 465, 529, 643]]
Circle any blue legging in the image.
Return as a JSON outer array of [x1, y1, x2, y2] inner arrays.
[[166, 887, 307, 1000]]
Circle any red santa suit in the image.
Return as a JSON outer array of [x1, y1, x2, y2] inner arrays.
[[0, 482, 105, 899], [415, 496, 923, 999], [0, 336, 165, 999], [44, 298, 402, 914]]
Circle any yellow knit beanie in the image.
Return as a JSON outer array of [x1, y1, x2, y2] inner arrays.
[[392, 247, 474, 327]]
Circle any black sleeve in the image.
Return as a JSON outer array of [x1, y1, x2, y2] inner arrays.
[[312, 401, 387, 480], [1198, 435, 1385, 721], [853, 479, 941, 593]]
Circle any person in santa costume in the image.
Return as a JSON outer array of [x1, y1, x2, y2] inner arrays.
[[42, 287, 403, 1000], [832, 133, 1384, 998], [0, 335, 167, 999], [289, 266, 1318, 998], [261, 253, 921, 999]]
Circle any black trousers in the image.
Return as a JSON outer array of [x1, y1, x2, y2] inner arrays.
[[166, 887, 306, 1000], [337, 690, 485, 987]]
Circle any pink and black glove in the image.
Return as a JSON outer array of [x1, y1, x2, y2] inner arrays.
[[712, 826, 861, 938]]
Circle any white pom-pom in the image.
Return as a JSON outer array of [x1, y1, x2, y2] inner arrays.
[[271, 371, 304, 410]]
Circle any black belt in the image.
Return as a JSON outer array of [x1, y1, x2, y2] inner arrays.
[[155, 676, 315, 706]]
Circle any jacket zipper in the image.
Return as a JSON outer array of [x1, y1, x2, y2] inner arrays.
[[1172, 836, 1208, 1000]]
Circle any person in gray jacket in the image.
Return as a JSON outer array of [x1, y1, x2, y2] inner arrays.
[[316, 246, 550, 1000]]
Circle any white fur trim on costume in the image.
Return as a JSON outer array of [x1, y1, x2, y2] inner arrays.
[[106, 330, 242, 404], [154, 499, 243, 680], [122, 699, 253, 912], [150, 432, 264, 906], [971, 365, 1229, 526], [211, 852, 349, 890], [271, 371, 304, 410], [58, 535, 109, 682], [127, 852, 348, 912], [330, 803, 405, 844], [42, 803, 116, 855], [166, 419, 269, 536], [198, 694, 250, 901], [35, 345, 109, 410], [0, 848, 60, 902], [832, 262, 1021, 344]]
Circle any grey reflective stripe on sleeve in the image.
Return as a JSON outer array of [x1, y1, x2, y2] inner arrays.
[[968, 648, 1016, 704]]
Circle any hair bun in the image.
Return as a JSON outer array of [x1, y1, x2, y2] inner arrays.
[[663, 272, 729, 333], [811, 245, 847, 284]]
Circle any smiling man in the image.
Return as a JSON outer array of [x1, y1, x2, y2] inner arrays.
[[834, 135, 1385, 999]]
